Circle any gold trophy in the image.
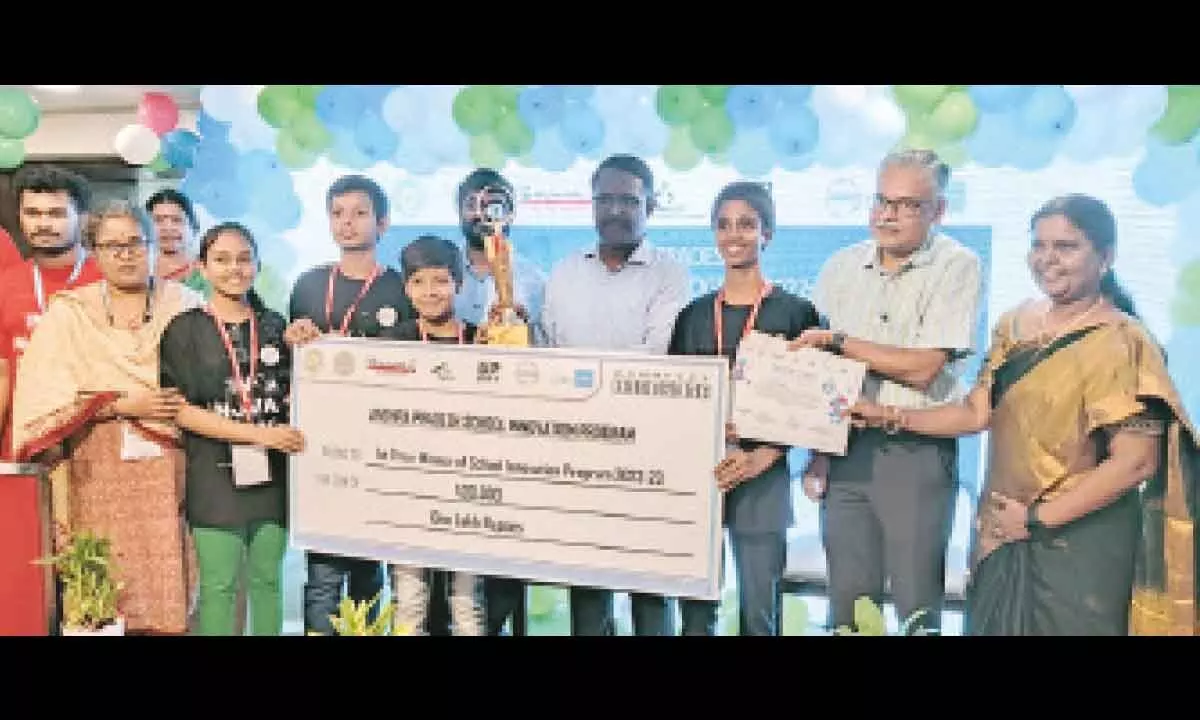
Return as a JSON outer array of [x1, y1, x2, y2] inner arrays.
[[476, 186, 530, 347]]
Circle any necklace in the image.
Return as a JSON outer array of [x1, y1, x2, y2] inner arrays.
[[1030, 297, 1104, 347]]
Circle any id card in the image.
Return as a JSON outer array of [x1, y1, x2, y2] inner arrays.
[[231, 444, 272, 488], [120, 423, 163, 461]]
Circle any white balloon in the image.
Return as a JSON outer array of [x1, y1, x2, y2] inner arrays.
[[114, 123, 161, 166], [862, 96, 906, 139], [381, 86, 429, 133], [228, 108, 277, 152]]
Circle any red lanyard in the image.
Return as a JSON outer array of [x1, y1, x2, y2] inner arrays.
[[207, 307, 258, 418], [714, 282, 773, 358], [419, 319, 465, 344], [325, 263, 381, 335]]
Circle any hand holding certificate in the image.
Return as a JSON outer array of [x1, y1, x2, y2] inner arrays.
[[731, 331, 867, 455]]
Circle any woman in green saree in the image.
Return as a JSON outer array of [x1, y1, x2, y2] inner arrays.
[[851, 193, 1197, 635]]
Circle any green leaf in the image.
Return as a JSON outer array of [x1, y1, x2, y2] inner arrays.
[[853, 596, 887, 635]]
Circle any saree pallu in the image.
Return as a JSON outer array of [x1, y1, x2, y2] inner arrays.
[[11, 280, 204, 633], [965, 312, 1197, 636]]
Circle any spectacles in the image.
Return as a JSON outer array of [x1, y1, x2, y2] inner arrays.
[[95, 239, 150, 257], [873, 194, 927, 216], [593, 193, 642, 210]]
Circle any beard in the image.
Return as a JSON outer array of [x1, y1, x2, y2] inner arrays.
[[597, 217, 639, 249], [462, 218, 509, 252]]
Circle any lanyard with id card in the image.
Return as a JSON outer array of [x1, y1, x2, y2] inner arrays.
[[715, 281, 773, 449], [208, 308, 272, 488]]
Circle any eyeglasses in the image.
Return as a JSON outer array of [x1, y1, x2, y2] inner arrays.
[[94, 239, 150, 257], [593, 193, 642, 210], [873, 194, 927, 217]]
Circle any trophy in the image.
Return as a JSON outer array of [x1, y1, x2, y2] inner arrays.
[[475, 185, 530, 347]]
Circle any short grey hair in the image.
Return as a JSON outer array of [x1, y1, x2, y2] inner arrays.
[[878, 149, 950, 199]]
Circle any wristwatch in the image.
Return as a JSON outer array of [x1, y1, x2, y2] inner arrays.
[[828, 331, 846, 355]]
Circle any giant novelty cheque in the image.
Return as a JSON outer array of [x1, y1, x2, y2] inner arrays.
[[289, 337, 730, 600]]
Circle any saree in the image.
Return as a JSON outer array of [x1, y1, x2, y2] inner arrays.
[[11, 280, 204, 633], [965, 308, 1197, 636]]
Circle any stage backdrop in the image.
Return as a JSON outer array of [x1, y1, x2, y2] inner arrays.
[[170, 84, 1200, 631]]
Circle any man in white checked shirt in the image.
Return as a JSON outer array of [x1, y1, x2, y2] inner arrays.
[[791, 149, 983, 634]]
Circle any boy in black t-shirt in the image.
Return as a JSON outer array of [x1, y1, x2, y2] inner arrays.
[[381, 234, 486, 634], [283, 175, 416, 635]]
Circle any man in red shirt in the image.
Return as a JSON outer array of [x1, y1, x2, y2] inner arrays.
[[0, 226, 24, 270], [0, 166, 102, 459]]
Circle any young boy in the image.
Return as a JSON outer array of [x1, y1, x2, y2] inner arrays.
[[382, 234, 485, 634]]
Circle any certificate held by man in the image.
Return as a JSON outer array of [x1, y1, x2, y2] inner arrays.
[[290, 338, 729, 601], [731, 331, 866, 455]]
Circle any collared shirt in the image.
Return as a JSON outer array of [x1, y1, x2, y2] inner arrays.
[[454, 249, 546, 344], [815, 232, 983, 409], [542, 240, 691, 354]]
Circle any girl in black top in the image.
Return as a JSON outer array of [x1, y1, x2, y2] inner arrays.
[[383, 234, 484, 635], [159, 222, 306, 636], [669, 182, 821, 636]]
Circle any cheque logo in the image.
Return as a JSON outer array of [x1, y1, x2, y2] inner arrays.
[[573, 369, 595, 389], [366, 357, 416, 375], [515, 361, 539, 385], [477, 360, 501, 383], [333, 351, 356, 377], [304, 349, 324, 374], [430, 361, 454, 381]]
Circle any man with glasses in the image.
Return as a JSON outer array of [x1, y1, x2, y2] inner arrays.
[[0, 166, 102, 459], [790, 149, 982, 635], [541, 154, 691, 635]]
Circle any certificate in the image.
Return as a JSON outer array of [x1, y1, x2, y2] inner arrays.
[[289, 337, 729, 601], [731, 331, 867, 455]]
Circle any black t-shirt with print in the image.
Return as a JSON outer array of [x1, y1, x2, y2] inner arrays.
[[160, 306, 292, 529], [379, 318, 479, 344], [288, 264, 415, 337]]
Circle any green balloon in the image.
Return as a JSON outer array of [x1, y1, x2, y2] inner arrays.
[[487, 85, 521, 116], [656, 85, 705, 126], [0, 137, 25, 170], [1172, 259, 1200, 326], [1150, 85, 1200, 145], [276, 131, 318, 170], [689, 105, 735, 155], [147, 153, 170, 174], [663, 125, 702, 171], [0, 88, 40, 140], [469, 133, 506, 170], [781, 595, 810, 636], [923, 90, 978, 141], [935, 141, 968, 168], [897, 127, 938, 153], [526, 586, 561, 619], [697, 85, 731, 106], [253, 264, 289, 315], [892, 85, 952, 114], [287, 111, 333, 153], [257, 86, 305, 129], [453, 86, 499, 136], [492, 112, 534, 157], [293, 85, 324, 108]]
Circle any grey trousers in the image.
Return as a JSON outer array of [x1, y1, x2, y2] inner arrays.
[[821, 428, 957, 632]]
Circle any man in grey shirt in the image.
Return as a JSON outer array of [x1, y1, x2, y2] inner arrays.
[[542, 154, 691, 635], [793, 149, 983, 634]]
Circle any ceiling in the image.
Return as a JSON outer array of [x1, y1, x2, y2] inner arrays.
[[11, 85, 203, 113]]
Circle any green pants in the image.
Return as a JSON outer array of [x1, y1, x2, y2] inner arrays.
[[192, 522, 287, 636]]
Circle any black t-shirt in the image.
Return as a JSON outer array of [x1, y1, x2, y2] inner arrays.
[[160, 306, 292, 529], [669, 285, 821, 454], [288, 264, 415, 337], [380, 318, 479, 344]]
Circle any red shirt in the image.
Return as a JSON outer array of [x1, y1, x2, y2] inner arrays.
[[0, 255, 103, 458], [0, 228, 23, 272]]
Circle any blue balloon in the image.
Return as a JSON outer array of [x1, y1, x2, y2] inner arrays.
[[767, 106, 819, 157], [728, 128, 775, 178], [1132, 138, 1200, 207], [257, 188, 303, 232], [967, 85, 1033, 113], [315, 85, 368, 129], [517, 86, 566, 130], [725, 85, 776, 130], [162, 129, 201, 170], [1015, 85, 1076, 139], [963, 111, 1018, 167], [777, 149, 815, 172], [394, 138, 440, 175], [560, 85, 595, 103], [529, 127, 575, 172], [195, 178, 249, 220], [773, 85, 812, 107], [189, 139, 240, 186], [195, 110, 229, 142], [353, 111, 399, 165], [559, 104, 605, 155], [329, 131, 374, 170]]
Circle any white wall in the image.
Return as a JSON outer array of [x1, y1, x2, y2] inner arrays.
[[24, 109, 198, 159]]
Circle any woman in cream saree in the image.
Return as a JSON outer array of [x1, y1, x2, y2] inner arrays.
[[12, 201, 204, 635]]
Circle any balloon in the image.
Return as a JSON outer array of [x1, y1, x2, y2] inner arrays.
[[560, 85, 595, 104], [492, 112, 534, 156], [452, 85, 500, 136], [725, 85, 777, 129], [773, 85, 813, 107], [162, 128, 201, 170], [114, 123, 162, 165], [136, 92, 180, 136], [697, 85, 731, 106], [315, 85, 369, 129], [1014, 85, 1075, 139], [286, 111, 333, 153], [1171, 258, 1200, 326], [328, 131, 374, 170], [353, 111, 399, 164], [0, 88, 40, 139], [275, 130, 319, 171], [559, 104, 605, 155], [227, 108, 278, 153], [767, 106, 819, 157], [195, 110, 230, 142], [727, 128, 775, 178], [922, 91, 979, 141], [1150, 85, 1200, 145], [393, 136, 440, 175], [0, 137, 25, 169], [688, 105, 735, 155], [891, 85, 951, 113], [468, 133, 506, 170], [529, 126, 576, 172], [146, 154, 170, 174], [966, 85, 1033, 113], [516, 86, 565, 130], [1132, 138, 1200, 206], [257, 86, 306, 129], [656, 85, 705, 126], [663, 125, 702, 171]]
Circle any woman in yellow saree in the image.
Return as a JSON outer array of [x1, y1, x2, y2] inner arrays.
[[851, 194, 1197, 635], [11, 200, 204, 635]]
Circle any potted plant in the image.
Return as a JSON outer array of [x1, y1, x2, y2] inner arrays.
[[316, 590, 398, 636], [36, 530, 124, 636], [834, 596, 935, 636]]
